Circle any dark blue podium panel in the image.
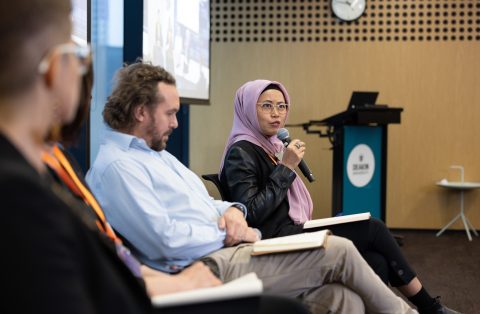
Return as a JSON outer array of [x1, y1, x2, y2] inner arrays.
[[342, 126, 383, 219]]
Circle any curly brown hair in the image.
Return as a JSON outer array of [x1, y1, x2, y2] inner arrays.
[[103, 61, 176, 132]]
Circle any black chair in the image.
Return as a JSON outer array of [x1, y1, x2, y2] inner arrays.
[[202, 173, 227, 201]]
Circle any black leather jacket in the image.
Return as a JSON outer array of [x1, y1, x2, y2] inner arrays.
[[220, 140, 304, 239]]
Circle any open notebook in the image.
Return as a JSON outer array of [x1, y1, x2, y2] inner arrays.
[[251, 229, 331, 256], [151, 272, 263, 308], [303, 212, 371, 229]]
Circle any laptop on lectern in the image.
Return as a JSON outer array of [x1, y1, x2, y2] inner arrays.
[[347, 91, 379, 110]]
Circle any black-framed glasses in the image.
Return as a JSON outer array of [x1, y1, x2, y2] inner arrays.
[[257, 101, 289, 114], [38, 42, 92, 76]]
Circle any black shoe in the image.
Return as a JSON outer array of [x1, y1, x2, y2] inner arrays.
[[420, 297, 462, 314]]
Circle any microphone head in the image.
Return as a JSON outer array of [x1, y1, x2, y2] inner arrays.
[[277, 128, 290, 142]]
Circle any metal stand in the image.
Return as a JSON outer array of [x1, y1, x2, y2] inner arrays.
[[436, 189, 479, 241]]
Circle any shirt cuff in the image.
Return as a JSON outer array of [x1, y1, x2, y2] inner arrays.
[[230, 203, 248, 218]]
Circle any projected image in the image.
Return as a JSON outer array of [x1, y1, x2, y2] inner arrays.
[[143, 0, 210, 102]]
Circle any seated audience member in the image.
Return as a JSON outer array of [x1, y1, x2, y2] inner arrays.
[[219, 79, 459, 314], [42, 62, 309, 314], [87, 60, 418, 314], [0, 1, 152, 313]]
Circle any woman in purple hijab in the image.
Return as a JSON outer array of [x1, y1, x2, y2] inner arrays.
[[219, 80, 457, 314]]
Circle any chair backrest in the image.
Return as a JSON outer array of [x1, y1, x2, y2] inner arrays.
[[202, 173, 227, 201]]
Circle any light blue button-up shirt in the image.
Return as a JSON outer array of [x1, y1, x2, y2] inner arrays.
[[86, 129, 238, 272]]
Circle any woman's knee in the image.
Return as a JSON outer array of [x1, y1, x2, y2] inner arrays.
[[370, 217, 387, 229], [369, 217, 394, 239]]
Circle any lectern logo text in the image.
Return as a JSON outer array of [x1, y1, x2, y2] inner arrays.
[[347, 144, 375, 187]]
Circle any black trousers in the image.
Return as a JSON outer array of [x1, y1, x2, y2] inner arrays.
[[312, 218, 416, 287]]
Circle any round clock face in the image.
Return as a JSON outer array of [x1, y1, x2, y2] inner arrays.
[[331, 0, 366, 21]]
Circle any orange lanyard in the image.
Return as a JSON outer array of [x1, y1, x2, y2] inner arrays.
[[42, 152, 82, 196], [42, 145, 121, 244]]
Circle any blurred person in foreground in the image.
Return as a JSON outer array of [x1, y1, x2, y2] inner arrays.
[[0, 0, 152, 312]]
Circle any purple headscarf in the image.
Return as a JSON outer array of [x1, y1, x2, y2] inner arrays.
[[220, 80, 313, 224]]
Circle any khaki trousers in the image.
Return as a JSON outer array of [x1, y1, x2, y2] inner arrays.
[[206, 236, 417, 314]]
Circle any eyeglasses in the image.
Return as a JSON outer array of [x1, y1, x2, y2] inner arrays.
[[38, 42, 92, 75], [257, 102, 289, 114]]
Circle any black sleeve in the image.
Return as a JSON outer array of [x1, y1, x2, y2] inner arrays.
[[222, 145, 296, 226], [2, 177, 153, 314], [2, 177, 96, 314]]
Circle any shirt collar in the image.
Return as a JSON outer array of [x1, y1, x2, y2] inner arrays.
[[103, 128, 151, 152]]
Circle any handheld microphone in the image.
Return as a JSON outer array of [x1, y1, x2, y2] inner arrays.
[[277, 128, 315, 182]]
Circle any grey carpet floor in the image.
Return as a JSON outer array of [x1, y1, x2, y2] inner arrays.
[[391, 230, 480, 314]]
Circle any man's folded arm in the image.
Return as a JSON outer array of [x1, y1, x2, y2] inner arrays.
[[87, 160, 226, 262], [210, 199, 248, 218]]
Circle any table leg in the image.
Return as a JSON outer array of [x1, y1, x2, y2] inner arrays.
[[465, 218, 479, 236], [460, 213, 472, 241], [436, 212, 462, 237]]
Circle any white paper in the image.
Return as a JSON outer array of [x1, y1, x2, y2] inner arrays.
[[252, 230, 330, 255], [151, 272, 263, 308], [303, 212, 371, 229]]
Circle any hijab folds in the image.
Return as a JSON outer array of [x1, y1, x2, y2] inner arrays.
[[220, 80, 313, 224]]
